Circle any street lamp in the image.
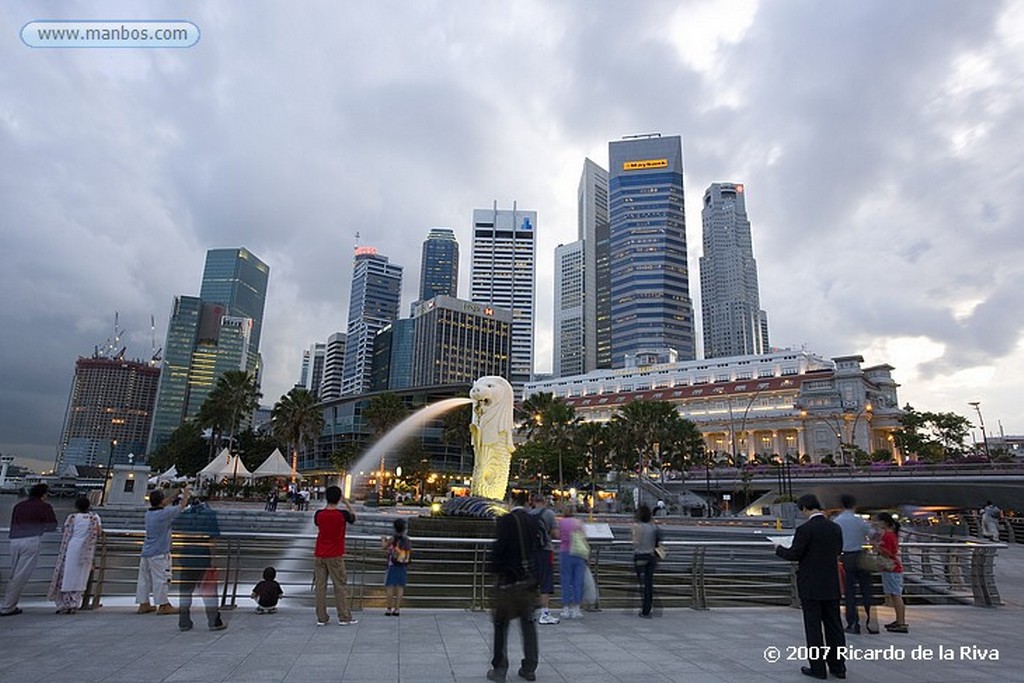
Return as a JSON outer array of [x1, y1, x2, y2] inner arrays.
[[968, 402, 990, 459], [99, 438, 118, 506]]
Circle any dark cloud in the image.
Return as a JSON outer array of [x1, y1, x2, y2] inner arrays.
[[1, 0, 1022, 466]]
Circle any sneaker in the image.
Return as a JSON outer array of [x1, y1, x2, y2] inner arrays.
[[538, 612, 560, 625], [209, 622, 227, 631], [267, 607, 277, 614], [179, 623, 193, 631], [316, 620, 330, 626], [255, 607, 267, 614], [886, 623, 909, 633], [845, 624, 861, 634], [137, 603, 156, 614], [338, 618, 359, 625], [517, 668, 537, 681], [156, 604, 180, 615], [0, 608, 23, 617], [571, 606, 583, 619], [560, 608, 573, 620], [486, 670, 507, 682]]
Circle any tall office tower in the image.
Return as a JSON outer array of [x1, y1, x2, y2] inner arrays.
[[470, 202, 536, 391], [554, 241, 585, 377], [370, 318, 415, 391], [578, 159, 611, 372], [608, 134, 695, 367], [300, 341, 328, 398], [319, 332, 347, 400], [700, 183, 770, 358], [148, 298, 253, 450], [411, 296, 512, 387], [199, 248, 270, 370], [57, 353, 161, 471], [341, 247, 404, 396], [419, 228, 459, 301]]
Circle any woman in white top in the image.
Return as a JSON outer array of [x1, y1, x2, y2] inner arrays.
[[48, 496, 103, 614]]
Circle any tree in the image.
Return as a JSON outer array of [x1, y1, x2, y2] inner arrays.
[[235, 428, 279, 472], [272, 387, 324, 481], [200, 370, 262, 455], [609, 400, 686, 477], [894, 405, 972, 462], [441, 403, 473, 472], [149, 422, 208, 476], [517, 393, 580, 490]]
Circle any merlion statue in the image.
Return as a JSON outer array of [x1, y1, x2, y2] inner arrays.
[[469, 376, 516, 500]]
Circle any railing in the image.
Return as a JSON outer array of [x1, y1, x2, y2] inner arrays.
[[1, 529, 1005, 612], [682, 461, 1024, 482]]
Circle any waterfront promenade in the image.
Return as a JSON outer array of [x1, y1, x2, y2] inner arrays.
[[1, 544, 1021, 683]]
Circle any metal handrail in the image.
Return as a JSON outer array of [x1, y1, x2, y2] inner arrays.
[[1, 530, 1006, 611]]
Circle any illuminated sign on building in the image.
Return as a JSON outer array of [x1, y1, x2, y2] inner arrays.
[[622, 158, 669, 171], [354, 246, 378, 256]]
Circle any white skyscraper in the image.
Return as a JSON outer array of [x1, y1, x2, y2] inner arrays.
[[554, 240, 585, 378], [299, 341, 328, 399], [319, 332, 346, 401], [470, 202, 536, 392], [341, 247, 403, 396], [578, 158, 610, 372], [700, 182, 770, 358]]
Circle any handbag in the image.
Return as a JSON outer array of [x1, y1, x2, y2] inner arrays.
[[654, 545, 666, 560], [570, 526, 590, 558], [581, 565, 599, 607], [858, 549, 895, 573]]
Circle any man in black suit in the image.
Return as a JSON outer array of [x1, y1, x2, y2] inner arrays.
[[775, 494, 847, 680]]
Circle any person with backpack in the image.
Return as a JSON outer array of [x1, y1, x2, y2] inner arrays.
[[382, 518, 411, 616], [487, 507, 541, 682], [528, 493, 559, 624]]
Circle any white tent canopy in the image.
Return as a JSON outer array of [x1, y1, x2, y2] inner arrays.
[[196, 448, 252, 480], [252, 448, 299, 479], [198, 448, 233, 478], [148, 465, 183, 485]]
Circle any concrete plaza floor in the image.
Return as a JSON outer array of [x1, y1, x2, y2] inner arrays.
[[1, 544, 1020, 683]]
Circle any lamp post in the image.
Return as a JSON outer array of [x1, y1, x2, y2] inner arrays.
[[847, 403, 873, 464], [100, 438, 118, 506], [704, 450, 713, 518], [968, 401, 990, 459]]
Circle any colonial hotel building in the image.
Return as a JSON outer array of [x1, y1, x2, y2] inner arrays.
[[525, 350, 903, 463]]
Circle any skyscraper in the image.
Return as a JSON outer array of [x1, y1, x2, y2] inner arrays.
[[148, 298, 253, 450], [319, 332, 347, 401], [700, 183, 770, 358], [410, 296, 512, 387], [300, 341, 328, 398], [419, 228, 459, 301], [470, 202, 536, 391], [148, 247, 269, 452], [341, 247, 404, 396], [608, 134, 695, 366], [57, 353, 161, 471], [199, 247, 269, 368], [370, 318, 415, 391], [554, 241, 585, 378], [578, 158, 611, 372]]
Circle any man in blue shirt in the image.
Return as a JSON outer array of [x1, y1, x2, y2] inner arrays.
[[136, 487, 189, 614], [833, 493, 877, 634]]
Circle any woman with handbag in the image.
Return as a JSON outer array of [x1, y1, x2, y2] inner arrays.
[[632, 504, 660, 618], [876, 512, 908, 633], [557, 504, 588, 620]]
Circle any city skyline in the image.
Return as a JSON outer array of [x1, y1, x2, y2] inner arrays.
[[2, 1, 1023, 470]]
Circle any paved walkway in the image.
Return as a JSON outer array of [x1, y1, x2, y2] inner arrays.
[[0, 595, 1020, 682], [2, 544, 1019, 683]]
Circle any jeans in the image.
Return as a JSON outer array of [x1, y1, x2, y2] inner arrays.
[[841, 551, 873, 627], [634, 553, 656, 615], [559, 553, 586, 605]]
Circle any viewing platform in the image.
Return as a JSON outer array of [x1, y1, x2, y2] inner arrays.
[[1, 511, 1020, 682]]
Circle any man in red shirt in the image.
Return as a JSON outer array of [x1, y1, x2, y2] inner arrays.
[[1, 484, 58, 616], [314, 485, 357, 625]]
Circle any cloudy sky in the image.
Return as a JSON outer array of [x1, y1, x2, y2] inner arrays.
[[3, 0, 1023, 472]]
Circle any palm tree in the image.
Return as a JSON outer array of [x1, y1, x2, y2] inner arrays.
[[518, 393, 579, 491], [272, 387, 324, 482], [205, 370, 262, 454], [609, 400, 682, 478]]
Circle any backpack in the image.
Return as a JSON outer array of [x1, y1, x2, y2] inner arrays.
[[529, 508, 552, 551]]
